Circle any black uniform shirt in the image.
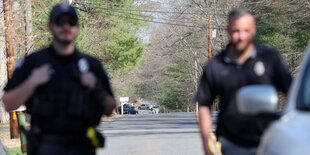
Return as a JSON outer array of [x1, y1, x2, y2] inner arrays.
[[4, 45, 113, 97], [196, 43, 292, 147], [4, 45, 114, 132]]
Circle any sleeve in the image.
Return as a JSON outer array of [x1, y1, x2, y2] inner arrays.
[[271, 51, 292, 94], [3, 55, 36, 91], [94, 60, 114, 97], [195, 62, 216, 107]]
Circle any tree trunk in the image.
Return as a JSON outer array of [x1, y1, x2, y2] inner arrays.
[[25, 0, 33, 55], [0, 0, 9, 123]]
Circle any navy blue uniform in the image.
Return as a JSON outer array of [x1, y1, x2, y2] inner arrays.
[[196, 43, 292, 147], [4, 45, 113, 155]]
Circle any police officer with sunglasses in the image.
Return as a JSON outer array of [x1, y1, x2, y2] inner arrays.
[[2, 3, 116, 155]]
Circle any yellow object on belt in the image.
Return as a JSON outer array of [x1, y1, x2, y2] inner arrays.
[[86, 127, 101, 147]]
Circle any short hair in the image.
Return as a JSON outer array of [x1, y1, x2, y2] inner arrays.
[[228, 7, 255, 24]]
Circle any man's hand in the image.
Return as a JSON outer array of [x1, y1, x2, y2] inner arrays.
[[103, 95, 116, 116], [29, 64, 51, 87], [203, 142, 214, 155], [2, 64, 51, 112], [81, 72, 97, 90]]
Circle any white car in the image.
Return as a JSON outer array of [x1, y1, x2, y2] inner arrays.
[[138, 104, 152, 110], [237, 42, 310, 155]]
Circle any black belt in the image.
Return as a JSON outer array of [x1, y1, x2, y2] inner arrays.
[[42, 134, 91, 146]]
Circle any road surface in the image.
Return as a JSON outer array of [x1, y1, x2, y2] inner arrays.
[[96, 112, 204, 155]]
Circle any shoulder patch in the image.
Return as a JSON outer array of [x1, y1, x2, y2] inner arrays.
[[16, 59, 25, 69]]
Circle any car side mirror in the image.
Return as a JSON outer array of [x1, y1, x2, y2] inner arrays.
[[236, 85, 279, 115]]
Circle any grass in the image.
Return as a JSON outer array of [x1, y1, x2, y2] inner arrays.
[[0, 123, 9, 127], [6, 147, 22, 155], [0, 130, 9, 136]]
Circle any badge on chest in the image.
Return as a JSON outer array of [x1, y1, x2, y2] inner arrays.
[[254, 61, 265, 76]]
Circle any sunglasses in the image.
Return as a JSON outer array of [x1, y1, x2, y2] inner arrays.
[[54, 18, 78, 27]]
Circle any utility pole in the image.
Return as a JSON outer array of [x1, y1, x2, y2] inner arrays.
[[4, 0, 19, 139], [208, 15, 212, 60]]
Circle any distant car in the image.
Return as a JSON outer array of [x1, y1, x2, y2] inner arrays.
[[138, 104, 152, 110], [118, 104, 138, 114], [152, 106, 159, 114], [237, 42, 310, 155], [118, 104, 133, 111]]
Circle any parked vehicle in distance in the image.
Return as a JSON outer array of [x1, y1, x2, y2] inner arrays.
[[152, 106, 159, 114], [237, 42, 310, 155], [118, 104, 138, 114], [138, 104, 152, 110]]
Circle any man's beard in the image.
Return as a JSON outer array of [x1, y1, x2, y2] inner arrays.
[[232, 40, 253, 54], [53, 32, 75, 45]]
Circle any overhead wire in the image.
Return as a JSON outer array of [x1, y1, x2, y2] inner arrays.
[[74, 1, 227, 11], [86, 6, 202, 24], [74, 2, 227, 16], [96, 10, 204, 29], [73, 2, 227, 29], [82, 8, 227, 30]]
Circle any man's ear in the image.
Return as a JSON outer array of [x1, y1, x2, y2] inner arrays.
[[77, 24, 80, 30], [226, 26, 232, 39], [226, 27, 230, 35], [47, 22, 52, 32], [253, 25, 257, 35]]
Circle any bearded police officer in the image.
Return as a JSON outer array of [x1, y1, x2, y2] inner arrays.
[[196, 8, 292, 155], [2, 3, 116, 155]]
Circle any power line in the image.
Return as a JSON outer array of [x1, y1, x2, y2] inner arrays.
[[73, 4, 228, 28], [76, 1, 303, 16], [87, 6, 201, 24], [101, 11, 203, 28], [73, 3, 227, 29], [89, 9, 227, 30], [74, 1, 227, 10], [74, 2, 227, 16]]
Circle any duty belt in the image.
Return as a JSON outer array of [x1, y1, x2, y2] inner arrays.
[[42, 134, 91, 146]]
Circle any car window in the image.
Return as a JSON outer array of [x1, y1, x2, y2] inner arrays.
[[297, 60, 310, 110]]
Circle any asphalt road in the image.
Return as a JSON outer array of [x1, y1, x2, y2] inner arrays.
[[96, 112, 204, 155]]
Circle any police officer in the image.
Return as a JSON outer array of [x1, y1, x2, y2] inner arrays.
[[2, 3, 116, 155], [196, 8, 292, 155]]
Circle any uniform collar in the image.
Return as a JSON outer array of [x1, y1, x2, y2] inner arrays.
[[49, 45, 78, 56], [223, 44, 257, 65], [48, 45, 79, 63]]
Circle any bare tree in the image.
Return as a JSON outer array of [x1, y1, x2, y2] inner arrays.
[[0, 0, 9, 123], [24, 0, 33, 55]]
